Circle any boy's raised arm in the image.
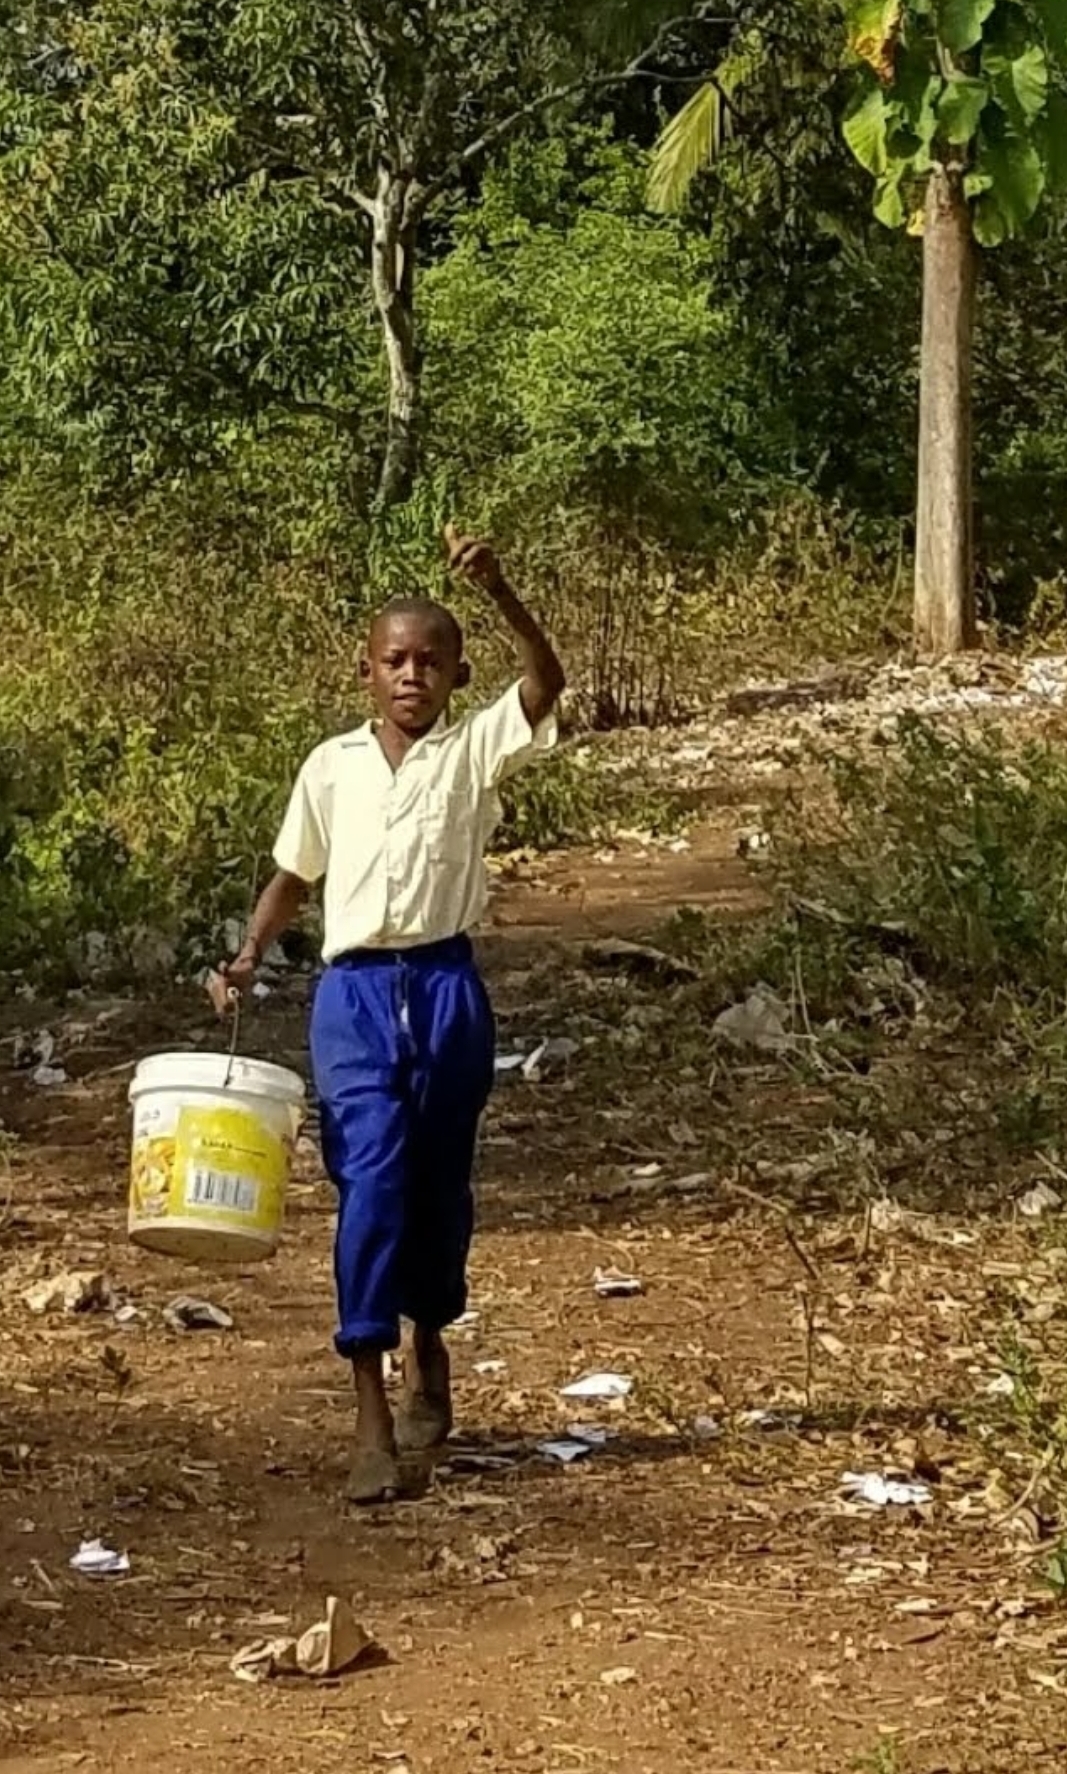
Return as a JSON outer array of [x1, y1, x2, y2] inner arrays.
[[445, 523, 565, 728]]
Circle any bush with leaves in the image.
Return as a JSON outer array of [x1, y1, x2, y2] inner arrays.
[[423, 133, 793, 539], [771, 715, 1067, 999]]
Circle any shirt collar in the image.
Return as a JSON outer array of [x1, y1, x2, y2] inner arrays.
[[341, 712, 452, 749]]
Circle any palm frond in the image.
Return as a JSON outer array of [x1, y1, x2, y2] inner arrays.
[[647, 35, 763, 212], [647, 79, 723, 213]]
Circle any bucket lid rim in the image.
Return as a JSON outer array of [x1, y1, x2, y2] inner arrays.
[[129, 1049, 305, 1104]]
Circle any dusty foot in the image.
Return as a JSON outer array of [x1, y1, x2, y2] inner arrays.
[[348, 1443, 402, 1505], [349, 1351, 401, 1502], [396, 1328, 453, 1453]]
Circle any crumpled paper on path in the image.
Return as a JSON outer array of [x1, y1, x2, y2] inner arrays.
[[231, 1596, 374, 1684], [842, 1471, 932, 1509], [712, 986, 793, 1054], [70, 1537, 130, 1577], [163, 1295, 234, 1332]]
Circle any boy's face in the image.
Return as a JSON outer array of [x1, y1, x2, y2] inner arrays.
[[363, 611, 469, 736]]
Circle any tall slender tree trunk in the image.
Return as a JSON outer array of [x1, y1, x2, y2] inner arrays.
[[914, 162, 978, 655], [370, 168, 421, 510]]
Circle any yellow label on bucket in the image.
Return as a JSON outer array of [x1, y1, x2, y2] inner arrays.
[[167, 1105, 287, 1233], [130, 1136, 177, 1221]]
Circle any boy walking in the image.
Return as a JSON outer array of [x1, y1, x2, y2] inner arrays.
[[214, 527, 564, 1502]]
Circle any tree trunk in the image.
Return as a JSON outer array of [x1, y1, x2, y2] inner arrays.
[[914, 162, 978, 655], [370, 168, 421, 510]]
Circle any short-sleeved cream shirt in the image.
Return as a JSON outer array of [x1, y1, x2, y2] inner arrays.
[[273, 682, 557, 960]]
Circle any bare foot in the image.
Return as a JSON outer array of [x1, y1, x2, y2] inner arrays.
[[396, 1326, 453, 1452], [349, 1351, 400, 1503]]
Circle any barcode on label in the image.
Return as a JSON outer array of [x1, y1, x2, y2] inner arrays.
[[186, 1167, 259, 1215]]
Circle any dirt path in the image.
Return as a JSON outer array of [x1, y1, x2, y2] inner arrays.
[[2, 829, 1067, 1774]]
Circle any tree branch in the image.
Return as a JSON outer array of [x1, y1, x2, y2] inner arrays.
[[410, 8, 729, 217], [239, 133, 376, 219], [351, 13, 405, 169]]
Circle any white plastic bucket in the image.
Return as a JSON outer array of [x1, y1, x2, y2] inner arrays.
[[128, 1051, 305, 1264]]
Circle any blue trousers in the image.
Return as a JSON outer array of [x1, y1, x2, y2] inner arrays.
[[310, 936, 495, 1357]]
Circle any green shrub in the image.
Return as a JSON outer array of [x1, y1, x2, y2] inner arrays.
[[776, 716, 1067, 998], [497, 744, 686, 852]]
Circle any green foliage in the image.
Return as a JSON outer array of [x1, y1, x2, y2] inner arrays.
[[853, 1737, 903, 1774], [842, 0, 1067, 243], [646, 11, 841, 216], [0, 451, 362, 968], [646, 83, 726, 213], [424, 136, 790, 537], [0, 0, 680, 488], [497, 747, 686, 852], [1045, 1537, 1067, 1598], [773, 716, 1067, 998], [645, 34, 763, 213]]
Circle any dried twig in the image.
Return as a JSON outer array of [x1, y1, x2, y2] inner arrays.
[[799, 1286, 819, 1411], [995, 1451, 1054, 1525], [716, 1171, 820, 1284], [716, 1168, 824, 1408]]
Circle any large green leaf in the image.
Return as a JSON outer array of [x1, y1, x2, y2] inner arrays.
[[935, 0, 995, 53], [843, 82, 890, 175], [646, 82, 722, 214], [1011, 44, 1050, 121], [873, 167, 906, 226], [844, 0, 903, 78], [937, 74, 989, 143], [986, 44, 1049, 126], [975, 133, 1046, 233], [972, 190, 1008, 245], [893, 46, 943, 142]]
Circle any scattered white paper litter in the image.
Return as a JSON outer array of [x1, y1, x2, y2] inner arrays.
[[693, 1415, 723, 1441], [70, 1539, 130, 1577], [494, 1052, 526, 1075], [473, 1360, 506, 1377], [561, 1372, 633, 1401], [22, 1271, 111, 1315], [537, 1439, 593, 1464], [712, 987, 793, 1053], [32, 1063, 69, 1088], [738, 1407, 802, 1432], [986, 1372, 1016, 1398], [522, 1037, 579, 1080], [163, 1296, 234, 1332], [231, 1596, 373, 1683], [842, 1471, 932, 1508], [1019, 1180, 1061, 1219], [566, 1423, 616, 1447], [593, 1267, 643, 1298]]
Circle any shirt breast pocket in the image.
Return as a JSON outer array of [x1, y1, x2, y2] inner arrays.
[[419, 790, 472, 864]]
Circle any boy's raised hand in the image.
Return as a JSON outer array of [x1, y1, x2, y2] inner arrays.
[[444, 521, 503, 595]]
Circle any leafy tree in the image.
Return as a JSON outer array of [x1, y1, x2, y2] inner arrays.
[[647, 0, 1067, 652], [423, 133, 791, 537], [841, 0, 1067, 650], [0, 0, 715, 505]]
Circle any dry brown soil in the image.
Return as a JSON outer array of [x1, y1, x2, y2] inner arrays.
[[1, 824, 1066, 1774]]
